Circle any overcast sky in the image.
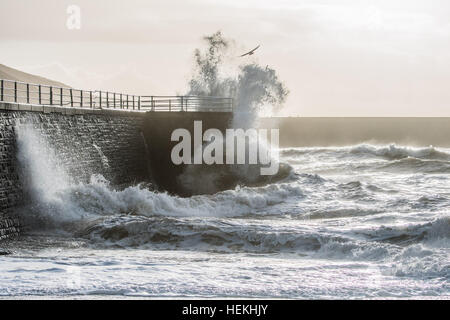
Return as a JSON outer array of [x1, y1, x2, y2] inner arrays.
[[1, 0, 450, 116]]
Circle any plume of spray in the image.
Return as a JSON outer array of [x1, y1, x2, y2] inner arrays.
[[188, 31, 234, 99], [188, 31, 289, 128], [179, 31, 290, 194], [15, 123, 80, 229]]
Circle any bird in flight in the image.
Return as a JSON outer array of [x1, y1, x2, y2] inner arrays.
[[239, 45, 260, 57]]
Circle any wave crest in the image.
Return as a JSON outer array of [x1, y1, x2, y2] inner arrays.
[[281, 144, 450, 160]]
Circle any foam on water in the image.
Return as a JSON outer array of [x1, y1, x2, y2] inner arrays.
[[4, 123, 449, 298]]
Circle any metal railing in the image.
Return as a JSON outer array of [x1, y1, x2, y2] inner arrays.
[[0, 79, 233, 112]]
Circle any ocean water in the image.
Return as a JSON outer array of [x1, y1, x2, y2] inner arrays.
[[1, 127, 449, 299]]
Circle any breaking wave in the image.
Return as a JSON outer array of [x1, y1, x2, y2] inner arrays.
[[281, 144, 450, 160], [281, 144, 450, 174], [15, 122, 302, 227], [349, 144, 450, 160], [176, 31, 290, 194], [13, 121, 450, 283]]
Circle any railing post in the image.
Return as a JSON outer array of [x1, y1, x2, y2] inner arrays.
[[180, 96, 183, 111], [89, 91, 92, 108], [38, 85, 41, 104], [0, 80, 3, 101], [99, 91, 102, 108], [70, 89, 73, 107], [113, 93, 116, 109], [14, 81, 17, 103], [138, 96, 141, 110], [120, 93, 123, 109], [49, 86, 53, 105], [60, 87, 63, 106], [26, 83, 30, 104], [106, 92, 109, 108], [132, 96, 135, 110], [80, 90, 83, 107], [151, 96, 154, 111], [126, 95, 129, 109]]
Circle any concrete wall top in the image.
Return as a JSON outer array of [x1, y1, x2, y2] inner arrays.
[[0, 102, 233, 119], [0, 102, 147, 118]]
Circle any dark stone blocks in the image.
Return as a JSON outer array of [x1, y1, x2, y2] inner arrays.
[[0, 110, 148, 241]]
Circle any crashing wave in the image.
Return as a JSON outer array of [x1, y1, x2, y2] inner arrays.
[[281, 144, 450, 160]]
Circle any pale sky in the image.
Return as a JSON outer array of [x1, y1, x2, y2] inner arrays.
[[1, 0, 450, 116]]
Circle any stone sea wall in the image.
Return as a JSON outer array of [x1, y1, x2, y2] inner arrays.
[[0, 111, 22, 240], [0, 103, 233, 241], [0, 106, 149, 240]]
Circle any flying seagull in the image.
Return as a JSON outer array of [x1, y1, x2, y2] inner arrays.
[[239, 45, 260, 57]]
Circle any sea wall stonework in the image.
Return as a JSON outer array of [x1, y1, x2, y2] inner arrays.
[[0, 217, 20, 241], [0, 111, 22, 239], [0, 104, 232, 241], [0, 108, 149, 240]]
